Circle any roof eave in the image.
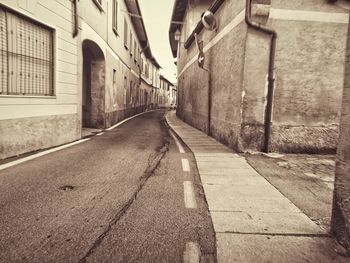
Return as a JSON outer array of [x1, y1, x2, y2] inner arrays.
[[168, 0, 188, 58]]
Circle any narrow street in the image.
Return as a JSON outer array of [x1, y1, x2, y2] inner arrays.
[[1, 0, 350, 261], [0, 110, 216, 262]]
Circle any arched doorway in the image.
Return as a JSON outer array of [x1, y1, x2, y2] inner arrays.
[[82, 40, 105, 128]]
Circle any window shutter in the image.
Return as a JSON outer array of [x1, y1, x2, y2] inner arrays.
[[0, 7, 53, 96], [0, 8, 7, 94]]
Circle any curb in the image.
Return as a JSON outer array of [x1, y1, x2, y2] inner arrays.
[[0, 109, 160, 171]]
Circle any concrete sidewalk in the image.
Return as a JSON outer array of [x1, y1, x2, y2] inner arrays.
[[166, 111, 348, 262]]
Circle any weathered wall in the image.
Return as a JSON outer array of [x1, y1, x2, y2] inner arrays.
[[269, 1, 348, 153], [240, 29, 270, 151], [0, 114, 79, 159], [176, 0, 348, 153], [79, 0, 155, 130], [104, 50, 143, 127], [332, 13, 350, 251], [177, 0, 247, 149], [0, 0, 80, 159]]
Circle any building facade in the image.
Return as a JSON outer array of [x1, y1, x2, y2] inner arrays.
[[0, 0, 161, 159], [332, 4, 350, 250], [159, 75, 175, 108], [169, 0, 349, 153]]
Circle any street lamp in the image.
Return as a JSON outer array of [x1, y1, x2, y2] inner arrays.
[[174, 29, 181, 41]]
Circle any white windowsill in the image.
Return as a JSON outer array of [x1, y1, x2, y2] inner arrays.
[[0, 95, 56, 99]]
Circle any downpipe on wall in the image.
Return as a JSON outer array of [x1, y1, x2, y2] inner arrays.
[[72, 0, 79, 38], [245, 0, 277, 153]]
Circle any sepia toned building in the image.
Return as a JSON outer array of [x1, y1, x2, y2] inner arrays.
[[0, 0, 162, 159], [332, 5, 350, 250], [159, 75, 175, 108], [169, 0, 349, 153]]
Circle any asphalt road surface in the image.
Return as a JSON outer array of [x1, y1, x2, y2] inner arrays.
[[0, 110, 216, 262]]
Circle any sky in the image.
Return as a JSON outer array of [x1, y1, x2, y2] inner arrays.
[[138, 0, 177, 83]]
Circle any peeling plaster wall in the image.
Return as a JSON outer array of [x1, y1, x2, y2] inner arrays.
[[0, 0, 80, 159], [332, 14, 350, 251], [269, 2, 348, 153], [177, 0, 247, 150], [176, 0, 348, 153], [0, 114, 79, 159]]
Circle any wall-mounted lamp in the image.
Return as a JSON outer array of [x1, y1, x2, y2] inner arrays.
[[201, 10, 217, 31], [174, 29, 181, 41]]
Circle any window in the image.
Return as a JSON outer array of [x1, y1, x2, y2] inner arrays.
[[129, 31, 132, 56], [145, 63, 149, 78], [112, 0, 118, 34], [129, 80, 133, 104], [134, 41, 137, 62], [112, 69, 117, 107], [124, 19, 128, 48], [137, 47, 140, 64], [123, 76, 127, 104], [0, 7, 54, 96]]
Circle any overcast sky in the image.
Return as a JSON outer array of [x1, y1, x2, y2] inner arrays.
[[138, 0, 177, 83]]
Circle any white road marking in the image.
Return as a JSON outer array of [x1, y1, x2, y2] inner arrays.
[[182, 158, 190, 172], [0, 138, 90, 171], [183, 242, 200, 263], [106, 110, 156, 131], [169, 130, 185, 153], [183, 181, 197, 209], [0, 110, 161, 171]]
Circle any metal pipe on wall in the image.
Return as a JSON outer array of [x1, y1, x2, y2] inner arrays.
[[245, 0, 277, 153]]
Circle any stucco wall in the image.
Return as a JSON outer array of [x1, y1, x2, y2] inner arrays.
[[0, 114, 79, 159], [240, 29, 270, 151], [269, 2, 348, 153], [0, 0, 80, 159], [79, 1, 156, 130], [176, 0, 348, 153], [177, 0, 247, 149], [332, 14, 350, 251]]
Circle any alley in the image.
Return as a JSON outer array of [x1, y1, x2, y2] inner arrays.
[[0, 110, 216, 262], [1, 0, 350, 261]]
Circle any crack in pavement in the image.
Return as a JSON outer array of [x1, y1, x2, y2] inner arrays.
[[78, 116, 171, 263]]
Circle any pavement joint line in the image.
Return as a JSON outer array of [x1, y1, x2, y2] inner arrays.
[[96, 132, 105, 136], [184, 181, 197, 209], [183, 242, 200, 263], [0, 138, 91, 171], [169, 130, 185, 153], [182, 158, 191, 172], [106, 109, 157, 131]]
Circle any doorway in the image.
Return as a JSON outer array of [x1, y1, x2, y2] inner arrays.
[[82, 40, 105, 128]]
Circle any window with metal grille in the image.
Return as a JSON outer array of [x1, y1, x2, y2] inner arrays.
[[112, 0, 118, 34], [124, 18, 128, 49], [134, 40, 137, 62], [0, 6, 54, 96], [129, 31, 132, 56]]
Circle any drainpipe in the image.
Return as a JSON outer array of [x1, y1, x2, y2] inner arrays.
[[72, 0, 79, 38], [245, 0, 277, 153]]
